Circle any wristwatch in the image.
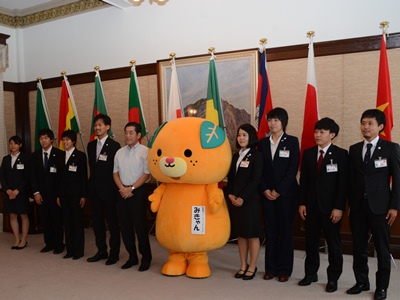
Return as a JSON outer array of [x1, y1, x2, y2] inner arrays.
[[131, 185, 135, 190]]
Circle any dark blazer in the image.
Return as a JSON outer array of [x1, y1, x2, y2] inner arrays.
[[87, 137, 120, 199], [349, 138, 400, 214], [59, 148, 88, 198], [227, 148, 263, 200], [0, 153, 30, 197], [30, 147, 64, 200], [258, 133, 300, 198], [299, 144, 349, 214]]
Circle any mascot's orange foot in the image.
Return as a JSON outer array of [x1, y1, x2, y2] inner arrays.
[[161, 260, 188, 276], [186, 262, 211, 279]]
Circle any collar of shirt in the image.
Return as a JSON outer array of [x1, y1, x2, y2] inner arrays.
[[269, 132, 284, 146], [43, 146, 53, 156], [363, 136, 379, 157], [97, 135, 108, 147], [65, 147, 75, 162], [317, 143, 331, 159]]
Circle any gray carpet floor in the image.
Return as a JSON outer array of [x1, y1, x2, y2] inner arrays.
[[0, 229, 399, 299]]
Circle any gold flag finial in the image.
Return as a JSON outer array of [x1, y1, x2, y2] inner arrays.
[[60, 71, 66, 76], [37, 77, 42, 81], [307, 31, 315, 38], [130, 60, 136, 66], [260, 38, 267, 45], [208, 47, 215, 54], [94, 66, 100, 71], [169, 53, 176, 58], [380, 21, 389, 28]]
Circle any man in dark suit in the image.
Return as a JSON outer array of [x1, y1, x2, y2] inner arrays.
[[31, 128, 65, 254], [347, 109, 400, 300], [58, 130, 88, 260], [87, 114, 121, 265], [298, 117, 349, 293]]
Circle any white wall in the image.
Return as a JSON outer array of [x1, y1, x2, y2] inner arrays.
[[1, 0, 400, 82]]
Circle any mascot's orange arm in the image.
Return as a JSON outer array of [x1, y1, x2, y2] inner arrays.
[[205, 183, 224, 214], [148, 183, 167, 212]]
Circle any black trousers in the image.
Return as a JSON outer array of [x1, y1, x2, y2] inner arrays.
[[60, 195, 84, 257], [117, 186, 152, 263], [349, 202, 392, 289], [37, 196, 64, 250], [304, 205, 343, 281], [91, 192, 120, 258]]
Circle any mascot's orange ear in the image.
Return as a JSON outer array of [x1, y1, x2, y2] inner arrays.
[[148, 122, 167, 149], [200, 121, 226, 149]]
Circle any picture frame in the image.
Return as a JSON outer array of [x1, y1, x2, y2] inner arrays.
[[157, 49, 258, 149]]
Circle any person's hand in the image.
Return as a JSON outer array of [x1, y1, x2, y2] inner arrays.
[[119, 187, 133, 199], [330, 209, 343, 224], [386, 209, 398, 226], [80, 198, 86, 208], [264, 189, 276, 201], [34, 193, 43, 205], [298, 205, 307, 220]]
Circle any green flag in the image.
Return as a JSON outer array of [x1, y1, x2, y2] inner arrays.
[[34, 82, 52, 151], [128, 65, 147, 138], [205, 57, 225, 129]]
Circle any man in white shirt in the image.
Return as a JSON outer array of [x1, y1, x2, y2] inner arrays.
[[113, 122, 152, 271]]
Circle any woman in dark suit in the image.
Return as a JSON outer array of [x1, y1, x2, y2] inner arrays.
[[258, 107, 300, 282], [58, 130, 88, 260], [0, 135, 30, 249], [227, 124, 263, 280]]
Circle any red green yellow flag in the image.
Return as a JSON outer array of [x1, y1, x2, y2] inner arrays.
[[58, 80, 79, 150]]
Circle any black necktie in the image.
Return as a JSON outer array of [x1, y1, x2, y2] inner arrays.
[[364, 143, 372, 165], [44, 152, 49, 169], [317, 149, 324, 171]]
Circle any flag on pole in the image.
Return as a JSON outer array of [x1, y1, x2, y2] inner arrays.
[[376, 24, 393, 141], [166, 55, 183, 121], [90, 69, 113, 141], [34, 80, 53, 151], [205, 51, 225, 129], [58, 79, 79, 150], [128, 62, 147, 139], [255, 40, 273, 140], [300, 32, 319, 166]]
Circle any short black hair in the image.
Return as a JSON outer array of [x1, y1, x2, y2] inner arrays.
[[314, 117, 339, 139], [266, 107, 289, 132], [61, 130, 77, 146], [38, 128, 54, 141], [93, 113, 111, 127], [124, 122, 141, 135], [9, 135, 23, 145], [361, 109, 386, 131], [235, 123, 259, 149]]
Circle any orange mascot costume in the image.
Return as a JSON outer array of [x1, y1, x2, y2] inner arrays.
[[148, 117, 231, 278]]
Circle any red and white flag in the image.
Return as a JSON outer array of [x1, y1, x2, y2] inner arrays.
[[167, 57, 183, 121], [300, 34, 319, 167]]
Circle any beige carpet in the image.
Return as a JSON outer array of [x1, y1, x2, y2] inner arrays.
[[0, 229, 398, 300]]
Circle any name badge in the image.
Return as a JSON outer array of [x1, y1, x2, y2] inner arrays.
[[99, 154, 108, 161], [50, 166, 57, 173], [326, 164, 338, 173], [16, 164, 24, 170], [68, 165, 77, 172], [279, 150, 290, 158], [191, 206, 205, 235], [374, 157, 387, 168], [240, 160, 250, 168]]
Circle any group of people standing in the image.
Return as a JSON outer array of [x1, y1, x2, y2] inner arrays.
[[227, 108, 399, 300], [0, 114, 152, 272]]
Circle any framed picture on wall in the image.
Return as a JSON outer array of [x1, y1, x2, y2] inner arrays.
[[157, 49, 258, 148]]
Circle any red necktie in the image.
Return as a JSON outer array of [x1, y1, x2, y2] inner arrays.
[[317, 149, 324, 171]]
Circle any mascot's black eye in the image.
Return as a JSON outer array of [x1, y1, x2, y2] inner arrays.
[[184, 149, 192, 157], [157, 149, 162, 157]]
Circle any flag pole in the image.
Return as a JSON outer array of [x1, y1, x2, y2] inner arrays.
[[168, 52, 184, 118], [130, 60, 148, 138], [61, 71, 87, 156], [37, 77, 54, 132]]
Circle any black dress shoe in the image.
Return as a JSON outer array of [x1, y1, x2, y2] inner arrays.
[[374, 289, 387, 300], [298, 274, 318, 286], [346, 282, 370, 294], [63, 253, 74, 259], [87, 252, 108, 262], [243, 267, 257, 280], [121, 260, 138, 270], [16, 242, 28, 250], [105, 257, 119, 266], [326, 280, 338, 293], [40, 245, 54, 253], [53, 248, 64, 254], [235, 266, 248, 278], [73, 255, 83, 260], [139, 262, 150, 272]]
